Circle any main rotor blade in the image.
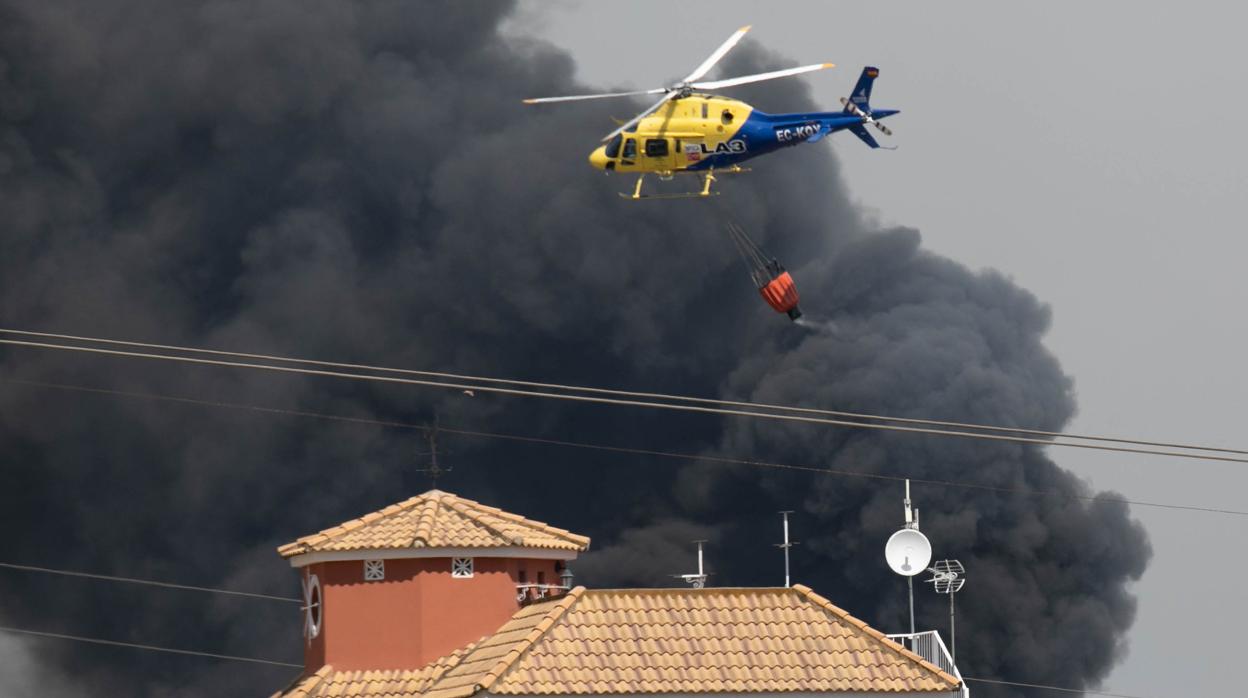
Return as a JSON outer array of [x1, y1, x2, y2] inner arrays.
[[602, 91, 679, 142], [691, 62, 835, 91], [683, 25, 752, 83], [523, 88, 666, 104]]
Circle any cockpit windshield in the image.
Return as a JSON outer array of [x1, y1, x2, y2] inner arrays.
[[604, 134, 623, 158]]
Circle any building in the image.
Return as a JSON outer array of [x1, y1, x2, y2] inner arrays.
[[271, 489, 967, 697]]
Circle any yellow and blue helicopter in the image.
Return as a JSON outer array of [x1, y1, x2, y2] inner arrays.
[[524, 26, 898, 199]]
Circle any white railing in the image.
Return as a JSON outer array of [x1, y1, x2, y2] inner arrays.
[[886, 630, 968, 697]]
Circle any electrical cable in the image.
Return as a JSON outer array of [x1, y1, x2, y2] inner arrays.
[[0, 561, 300, 603], [6, 377, 1246, 517], [0, 334, 1212, 693], [0, 625, 301, 668], [964, 676, 1150, 698], [3, 337, 1248, 466], [2, 327, 1244, 456]]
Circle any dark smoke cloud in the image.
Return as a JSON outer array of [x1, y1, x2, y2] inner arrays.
[[0, 1, 1148, 696]]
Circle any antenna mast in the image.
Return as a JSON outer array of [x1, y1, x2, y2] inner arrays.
[[674, 540, 709, 588], [884, 480, 930, 639], [415, 418, 452, 487], [774, 511, 799, 588], [926, 560, 966, 663], [904, 478, 920, 530], [904, 480, 916, 635]]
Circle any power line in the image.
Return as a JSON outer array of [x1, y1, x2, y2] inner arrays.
[[0, 561, 301, 603], [3, 327, 1243, 456], [439, 427, 1248, 517], [6, 377, 1246, 518], [0, 625, 301, 668], [965, 676, 1151, 698], [3, 336, 1248, 465], [0, 336, 1209, 694]]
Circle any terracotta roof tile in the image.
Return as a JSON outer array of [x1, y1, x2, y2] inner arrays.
[[278, 490, 590, 558], [408, 586, 960, 696], [274, 585, 960, 697], [271, 641, 480, 698]]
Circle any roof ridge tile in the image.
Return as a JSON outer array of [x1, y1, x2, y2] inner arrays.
[[474, 587, 586, 693], [451, 493, 590, 548], [443, 498, 526, 546], [277, 492, 439, 557], [278, 489, 589, 558], [411, 496, 443, 547]]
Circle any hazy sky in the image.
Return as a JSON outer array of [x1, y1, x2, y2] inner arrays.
[[511, 2, 1248, 696]]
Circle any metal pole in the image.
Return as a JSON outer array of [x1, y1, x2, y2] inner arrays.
[[782, 512, 791, 588], [908, 576, 915, 636], [949, 591, 956, 664]]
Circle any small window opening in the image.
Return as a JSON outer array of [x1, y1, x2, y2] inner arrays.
[[452, 557, 474, 578], [303, 574, 322, 640], [644, 139, 669, 157], [364, 559, 385, 581], [622, 138, 636, 159]]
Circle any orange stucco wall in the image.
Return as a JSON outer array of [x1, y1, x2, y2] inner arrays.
[[302, 556, 562, 672]]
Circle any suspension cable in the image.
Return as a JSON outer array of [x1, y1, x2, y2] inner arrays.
[[4, 335, 1248, 465], [0, 625, 301, 668], [5, 377, 1246, 517], [0, 561, 300, 603], [3, 327, 1243, 456]]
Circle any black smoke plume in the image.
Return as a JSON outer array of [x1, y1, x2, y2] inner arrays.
[[0, 2, 1148, 696]]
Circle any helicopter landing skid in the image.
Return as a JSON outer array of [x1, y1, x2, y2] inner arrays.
[[619, 166, 750, 200]]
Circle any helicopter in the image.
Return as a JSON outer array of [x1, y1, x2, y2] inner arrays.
[[523, 26, 898, 199]]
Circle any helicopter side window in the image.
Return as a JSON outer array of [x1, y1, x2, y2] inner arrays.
[[721, 109, 734, 125], [644, 139, 669, 157], [604, 135, 622, 158], [622, 138, 636, 159]]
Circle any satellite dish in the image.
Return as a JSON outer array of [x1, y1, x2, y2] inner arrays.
[[885, 528, 932, 577]]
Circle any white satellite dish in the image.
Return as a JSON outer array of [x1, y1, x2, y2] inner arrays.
[[885, 528, 932, 577]]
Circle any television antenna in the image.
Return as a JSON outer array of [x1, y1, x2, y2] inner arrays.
[[774, 511, 799, 588], [673, 540, 709, 588], [884, 480, 931, 635], [926, 559, 966, 663], [415, 418, 452, 487]]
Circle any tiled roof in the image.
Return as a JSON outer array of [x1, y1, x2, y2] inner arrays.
[[422, 589, 581, 698], [272, 642, 479, 698], [421, 585, 961, 697], [273, 585, 959, 697], [277, 490, 591, 558]]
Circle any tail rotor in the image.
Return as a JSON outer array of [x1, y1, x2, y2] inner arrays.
[[840, 66, 898, 149], [840, 97, 893, 136]]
